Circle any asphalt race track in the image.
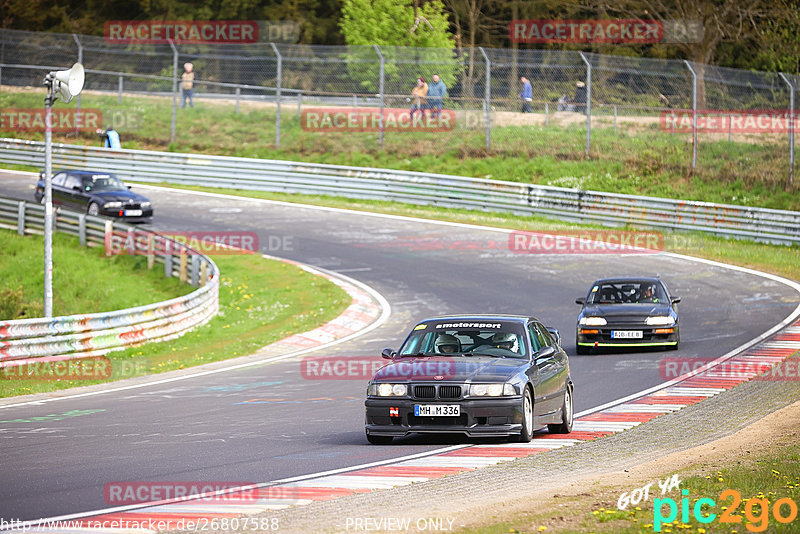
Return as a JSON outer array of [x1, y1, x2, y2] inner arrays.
[[1, 171, 798, 522]]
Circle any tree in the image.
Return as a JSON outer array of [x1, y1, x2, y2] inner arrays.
[[339, 0, 459, 95]]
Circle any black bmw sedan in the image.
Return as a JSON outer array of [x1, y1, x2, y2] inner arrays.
[[575, 277, 680, 354], [34, 170, 153, 221], [364, 315, 573, 444]]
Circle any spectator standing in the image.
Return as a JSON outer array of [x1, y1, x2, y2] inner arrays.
[[181, 62, 195, 108], [427, 74, 447, 118], [519, 76, 533, 113], [410, 77, 428, 118], [96, 127, 121, 148], [574, 81, 587, 113]]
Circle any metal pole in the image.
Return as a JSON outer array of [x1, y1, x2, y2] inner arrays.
[[297, 92, 302, 118], [479, 47, 491, 149], [168, 40, 178, 144], [43, 87, 55, 318], [72, 34, 82, 134], [374, 45, 385, 149], [614, 105, 617, 134], [728, 114, 732, 142], [270, 43, 282, 148], [545, 103, 549, 126], [579, 52, 591, 157], [235, 87, 241, 115], [118, 75, 123, 104], [779, 73, 795, 186], [684, 60, 697, 170]]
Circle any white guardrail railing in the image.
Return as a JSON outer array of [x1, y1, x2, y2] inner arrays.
[[0, 195, 219, 364], [1, 138, 799, 245]]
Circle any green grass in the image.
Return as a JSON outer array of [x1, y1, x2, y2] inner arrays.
[[1, 89, 797, 211], [0, 228, 192, 320], [137, 184, 800, 283], [0, 230, 350, 398]]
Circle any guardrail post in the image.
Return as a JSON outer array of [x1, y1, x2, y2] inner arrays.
[[235, 87, 241, 115], [579, 52, 592, 157], [191, 254, 199, 286], [200, 260, 208, 286], [77, 214, 86, 246], [374, 44, 385, 149], [17, 201, 25, 236], [545, 103, 549, 126], [165, 250, 173, 278], [728, 113, 732, 142], [297, 92, 302, 118], [179, 248, 188, 283], [614, 105, 617, 134], [479, 47, 491, 149], [168, 39, 178, 144], [72, 34, 83, 135], [104, 220, 113, 256], [147, 234, 154, 269], [118, 75, 123, 104], [270, 43, 282, 148], [779, 73, 795, 187], [684, 60, 698, 170]]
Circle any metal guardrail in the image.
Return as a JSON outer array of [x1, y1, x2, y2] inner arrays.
[[1, 138, 799, 245], [0, 195, 219, 363]]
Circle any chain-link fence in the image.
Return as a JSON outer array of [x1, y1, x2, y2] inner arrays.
[[0, 28, 796, 184]]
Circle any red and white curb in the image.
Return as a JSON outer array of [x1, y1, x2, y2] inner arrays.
[[11, 321, 800, 533]]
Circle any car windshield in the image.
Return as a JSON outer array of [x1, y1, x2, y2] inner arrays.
[[82, 174, 125, 192], [587, 281, 667, 304], [398, 322, 528, 359]]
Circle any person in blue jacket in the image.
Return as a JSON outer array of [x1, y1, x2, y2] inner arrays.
[[96, 127, 121, 148], [519, 76, 533, 113], [426, 74, 448, 118]]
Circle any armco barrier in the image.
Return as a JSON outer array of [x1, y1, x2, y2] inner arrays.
[[0, 196, 219, 364], [1, 138, 800, 244]]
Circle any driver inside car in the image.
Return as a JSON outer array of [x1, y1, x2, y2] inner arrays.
[[490, 332, 519, 353], [434, 333, 461, 354]]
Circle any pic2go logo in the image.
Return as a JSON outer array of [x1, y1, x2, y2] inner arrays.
[[654, 489, 799, 532]]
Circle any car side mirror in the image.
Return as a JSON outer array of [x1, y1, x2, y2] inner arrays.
[[535, 346, 556, 360], [546, 327, 561, 347], [127, 185, 132, 190], [671, 297, 681, 304], [72, 186, 81, 191], [575, 297, 585, 305], [381, 348, 396, 360]]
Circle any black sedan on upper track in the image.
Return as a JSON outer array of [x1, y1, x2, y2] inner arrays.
[[575, 277, 680, 354], [364, 315, 573, 444], [34, 170, 153, 221]]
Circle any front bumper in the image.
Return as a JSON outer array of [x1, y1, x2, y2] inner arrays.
[[365, 396, 523, 438], [577, 325, 678, 348], [100, 206, 154, 220]]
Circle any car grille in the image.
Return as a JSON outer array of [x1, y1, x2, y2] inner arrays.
[[413, 384, 462, 400], [439, 385, 462, 398], [414, 385, 436, 399], [408, 414, 468, 426]]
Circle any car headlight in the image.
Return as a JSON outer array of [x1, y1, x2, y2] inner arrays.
[[470, 383, 516, 397], [368, 383, 407, 396], [104, 201, 123, 208], [646, 316, 675, 326], [140, 202, 151, 208], [579, 317, 607, 326]]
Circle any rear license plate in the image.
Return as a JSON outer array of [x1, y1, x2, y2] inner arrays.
[[124, 209, 142, 216], [414, 404, 460, 416], [611, 330, 643, 339]]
